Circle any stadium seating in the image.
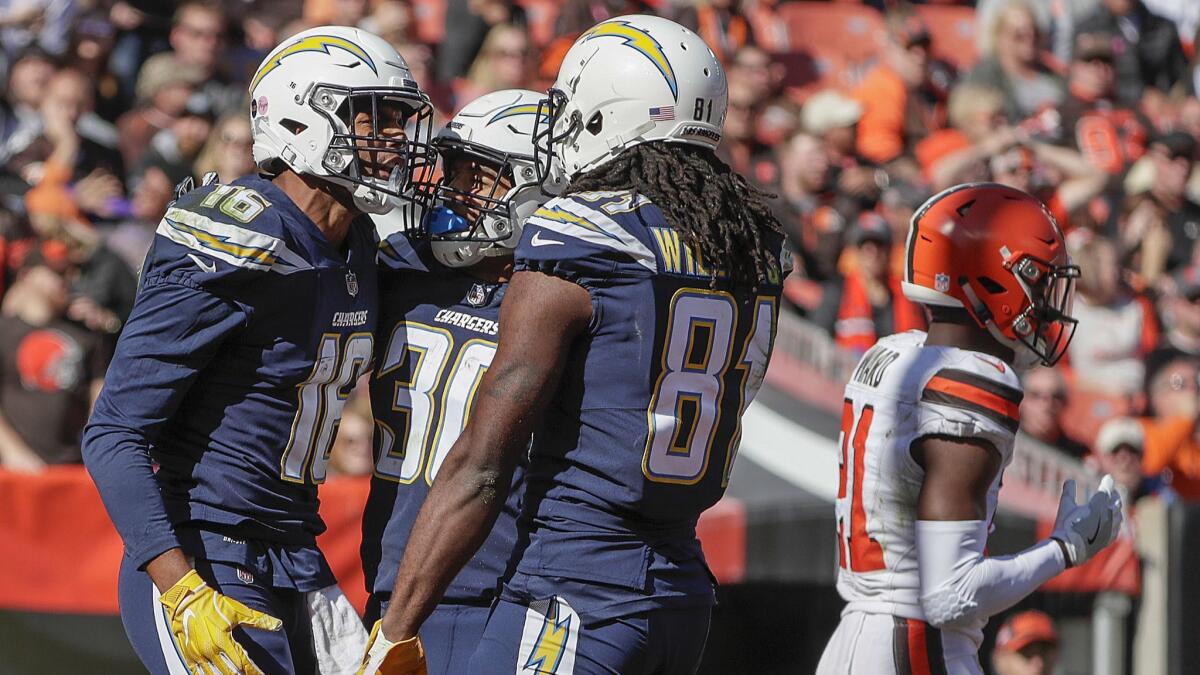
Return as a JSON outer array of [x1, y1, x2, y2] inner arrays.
[[914, 4, 980, 72], [777, 2, 885, 97]]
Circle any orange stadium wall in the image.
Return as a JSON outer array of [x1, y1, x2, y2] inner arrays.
[[0, 466, 747, 616]]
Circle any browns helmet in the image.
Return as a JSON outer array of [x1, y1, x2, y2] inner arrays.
[[902, 182, 1079, 366]]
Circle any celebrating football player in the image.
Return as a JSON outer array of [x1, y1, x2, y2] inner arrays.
[[359, 89, 563, 675], [816, 183, 1123, 674], [82, 26, 433, 675], [360, 15, 786, 674]]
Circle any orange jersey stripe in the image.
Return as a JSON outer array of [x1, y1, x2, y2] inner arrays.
[[924, 375, 1020, 423]]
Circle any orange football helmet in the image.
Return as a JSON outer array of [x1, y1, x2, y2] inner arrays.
[[902, 182, 1079, 366]]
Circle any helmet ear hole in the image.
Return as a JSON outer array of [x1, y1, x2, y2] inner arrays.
[[585, 112, 603, 136], [280, 119, 308, 135], [977, 276, 1008, 295]]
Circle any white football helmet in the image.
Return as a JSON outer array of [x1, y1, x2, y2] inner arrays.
[[248, 25, 434, 215], [533, 14, 728, 183], [425, 89, 566, 268]]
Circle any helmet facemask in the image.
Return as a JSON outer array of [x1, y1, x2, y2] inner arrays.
[[532, 88, 578, 190], [309, 84, 435, 215], [998, 254, 1080, 367], [422, 142, 536, 267]]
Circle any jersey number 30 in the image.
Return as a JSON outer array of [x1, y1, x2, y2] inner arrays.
[[372, 324, 496, 485]]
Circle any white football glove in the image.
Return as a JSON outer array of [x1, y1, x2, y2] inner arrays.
[[1050, 475, 1123, 568]]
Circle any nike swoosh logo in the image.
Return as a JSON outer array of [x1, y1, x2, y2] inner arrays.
[[188, 254, 217, 274], [1086, 518, 1102, 545], [530, 231, 564, 247], [180, 608, 195, 643], [973, 355, 1006, 374]]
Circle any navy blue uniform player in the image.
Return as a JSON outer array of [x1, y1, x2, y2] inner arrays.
[[360, 89, 561, 674], [361, 16, 787, 675], [82, 26, 434, 675]]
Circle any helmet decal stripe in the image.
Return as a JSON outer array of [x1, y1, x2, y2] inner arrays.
[[250, 35, 377, 92], [580, 21, 678, 100], [488, 103, 549, 125]]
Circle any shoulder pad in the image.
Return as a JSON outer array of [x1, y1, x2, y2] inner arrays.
[[378, 231, 432, 273], [920, 366, 1023, 434], [523, 195, 657, 272]]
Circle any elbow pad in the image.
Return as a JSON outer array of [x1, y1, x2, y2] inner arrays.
[[916, 520, 1065, 629]]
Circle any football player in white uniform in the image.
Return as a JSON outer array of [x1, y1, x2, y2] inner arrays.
[[817, 182, 1123, 675]]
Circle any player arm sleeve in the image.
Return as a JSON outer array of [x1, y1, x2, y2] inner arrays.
[[82, 275, 248, 569], [916, 520, 1066, 629]]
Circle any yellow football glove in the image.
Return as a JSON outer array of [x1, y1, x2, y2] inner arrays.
[[158, 569, 283, 675], [357, 620, 427, 675]]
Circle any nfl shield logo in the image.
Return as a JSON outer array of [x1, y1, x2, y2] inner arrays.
[[345, 271, 359, 297], [236, 567, 255, 584], [466, 283, 488, 308], [934, 273, 951, 292]]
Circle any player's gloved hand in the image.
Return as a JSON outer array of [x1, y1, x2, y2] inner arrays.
[[158, 569, 283, 675], [1050, 475, 1123, 568], [357, 620, 427, 675]]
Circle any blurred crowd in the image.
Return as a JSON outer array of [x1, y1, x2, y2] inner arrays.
[[2, 0, 1200, 523]]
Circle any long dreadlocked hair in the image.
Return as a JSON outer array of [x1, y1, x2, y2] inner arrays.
[[566, 142, 784, 289]]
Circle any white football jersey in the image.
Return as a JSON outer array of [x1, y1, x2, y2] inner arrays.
[[834, 330, 1023, 644]]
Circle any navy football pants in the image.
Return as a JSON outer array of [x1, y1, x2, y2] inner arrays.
[[367, 593, 492, 675], [119, 555, 318, 675], [469, 595, 711, 674]]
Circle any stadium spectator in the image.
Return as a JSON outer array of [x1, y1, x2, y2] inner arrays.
[[0, 47, 56, 166], [193, 114, 255, 185], [1068, 235, 1159, 395], [802, 90, 882, 212], [0, 0, 78, 58], [1140, 351, 1200, 500], [168, 0, 240, 114], [33, 68, 125, 185], [66, 13, 125, 125], [139, 93, 215, 186], [728, 44, 781, 104], [435, 0, 526, 86], [718, 78, 774, 186], [1094, 416, 1157, 499], [1019, 366, 1090, 459], [853, 7, 941, 167], [811, 213, 925, 355], [360, 0, 416, 46], [104, 160, 175, 273], [0, 246, 107, 470], [1058, 32, 1153, 175], [328, 390, 374, 477], [116, 53, 206, 170], [991, 610, 1060, 675], [772, 131, 844, 289], [1076, 0, 1189, 105], [1143, 132, 1200, 272], [1159, 264, 1200, 356], [453, 24, 532, 110], [673, 0, 754, 65], [916, 81, 1008, 187], [966, 0, 1064, 121]]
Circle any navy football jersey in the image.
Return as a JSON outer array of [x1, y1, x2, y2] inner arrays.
[[362, 254, 524, 603], [83, 175, 378, 586], [501, 190, 783, 623]]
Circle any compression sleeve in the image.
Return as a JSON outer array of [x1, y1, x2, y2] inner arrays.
[[82, 276, 248, 569], [916, 520, 1067, 629]]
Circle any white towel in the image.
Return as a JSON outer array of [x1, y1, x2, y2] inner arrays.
[[306, 584, 369, 674]]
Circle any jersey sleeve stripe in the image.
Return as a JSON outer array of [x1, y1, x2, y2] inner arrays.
[[526, 199, 657, 271], [932, 368, 1023, 405], [157, 207, 282, 270], [921, 376, 1020, 433]]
